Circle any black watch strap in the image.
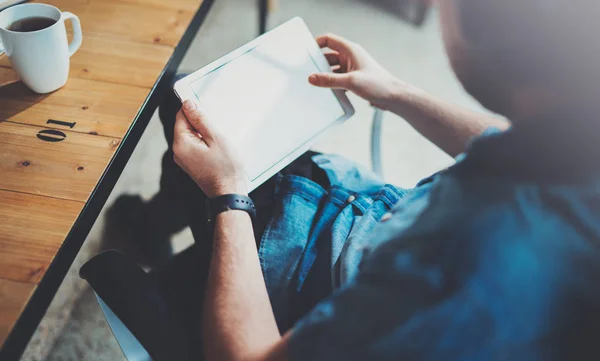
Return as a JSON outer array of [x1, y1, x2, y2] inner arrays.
[[207, 194, 256, 223]]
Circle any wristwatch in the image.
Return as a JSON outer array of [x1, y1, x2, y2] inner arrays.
[[206, 194, 256, 224]]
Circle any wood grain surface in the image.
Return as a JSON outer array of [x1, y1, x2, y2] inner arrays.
[[0, 78, 148, 138], [0, 0, 205, 349], [50, 0, 196, 46], [1, 33, 174, 88], [0, 279, 36, 346], [0, 191, 83, 284], [0, 121, 121, 201], [0, 66, 19, 88]]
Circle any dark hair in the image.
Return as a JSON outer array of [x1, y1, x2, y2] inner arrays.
[[458, 0, 600, 88]]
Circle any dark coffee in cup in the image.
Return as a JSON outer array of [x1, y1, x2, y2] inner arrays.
[[8, 16, 56, 32]]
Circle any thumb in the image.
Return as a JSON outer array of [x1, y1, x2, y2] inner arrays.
[[182, 99, 215, 143], [309, 73, 351, 90]]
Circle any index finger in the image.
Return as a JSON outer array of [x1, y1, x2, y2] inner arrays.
[[316, 33, 354, 53]]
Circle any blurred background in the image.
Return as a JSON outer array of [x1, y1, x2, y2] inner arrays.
[[20, 0, 487, 359]]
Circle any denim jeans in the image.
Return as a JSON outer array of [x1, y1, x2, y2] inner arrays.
[[156, 82, 409, 334], [257, 155, 407, 331]]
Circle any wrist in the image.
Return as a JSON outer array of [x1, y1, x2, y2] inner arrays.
[[371, 76, 411, 111], [214, 208, 252, 222], [208, 193, 256, 225], [383, 78, 426, 114], [208, 179, 248, 198]]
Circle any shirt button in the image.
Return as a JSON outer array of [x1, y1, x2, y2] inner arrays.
[[381, 212, 393, 222], [346, 195, 356, 203]]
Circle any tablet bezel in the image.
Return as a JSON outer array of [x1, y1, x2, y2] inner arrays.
[[173, 17, 354, 192]]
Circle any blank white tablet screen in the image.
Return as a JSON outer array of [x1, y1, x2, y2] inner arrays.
[[188, 37, 345, 181]]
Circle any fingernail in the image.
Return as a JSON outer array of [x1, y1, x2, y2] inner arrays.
[[183, 99, 196, 111], [309, 74, 317, 84]]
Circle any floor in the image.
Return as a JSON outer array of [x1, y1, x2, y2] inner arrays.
[[19, 0, 485, 359]]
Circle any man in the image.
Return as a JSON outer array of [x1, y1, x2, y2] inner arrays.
[[165, 0, 600, 360]]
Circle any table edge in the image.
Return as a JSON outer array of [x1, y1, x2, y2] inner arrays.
[[0, 0, 216, 359]]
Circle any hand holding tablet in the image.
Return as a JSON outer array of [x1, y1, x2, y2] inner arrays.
[[174, 17, 354, 192]]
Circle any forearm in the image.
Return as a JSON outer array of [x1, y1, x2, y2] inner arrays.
[[383, 80, 510, 157], [203, 210, 281, 361]]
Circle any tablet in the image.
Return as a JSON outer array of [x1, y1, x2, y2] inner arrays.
[[174, 17, 354, 191]]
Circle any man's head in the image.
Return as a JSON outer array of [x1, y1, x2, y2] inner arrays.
[[438, 0, 600, 119]]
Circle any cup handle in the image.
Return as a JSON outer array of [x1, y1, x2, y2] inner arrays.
[[61, 11, 82, 57]]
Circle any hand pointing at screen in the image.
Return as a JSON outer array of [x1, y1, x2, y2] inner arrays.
[[309, 33, 509, 156], [309, 33, 404, 110]]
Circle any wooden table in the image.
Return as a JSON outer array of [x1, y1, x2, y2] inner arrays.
[[0, 0, 214, 358]]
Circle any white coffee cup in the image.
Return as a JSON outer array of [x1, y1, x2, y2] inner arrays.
[[0, 3, 82, 93]]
